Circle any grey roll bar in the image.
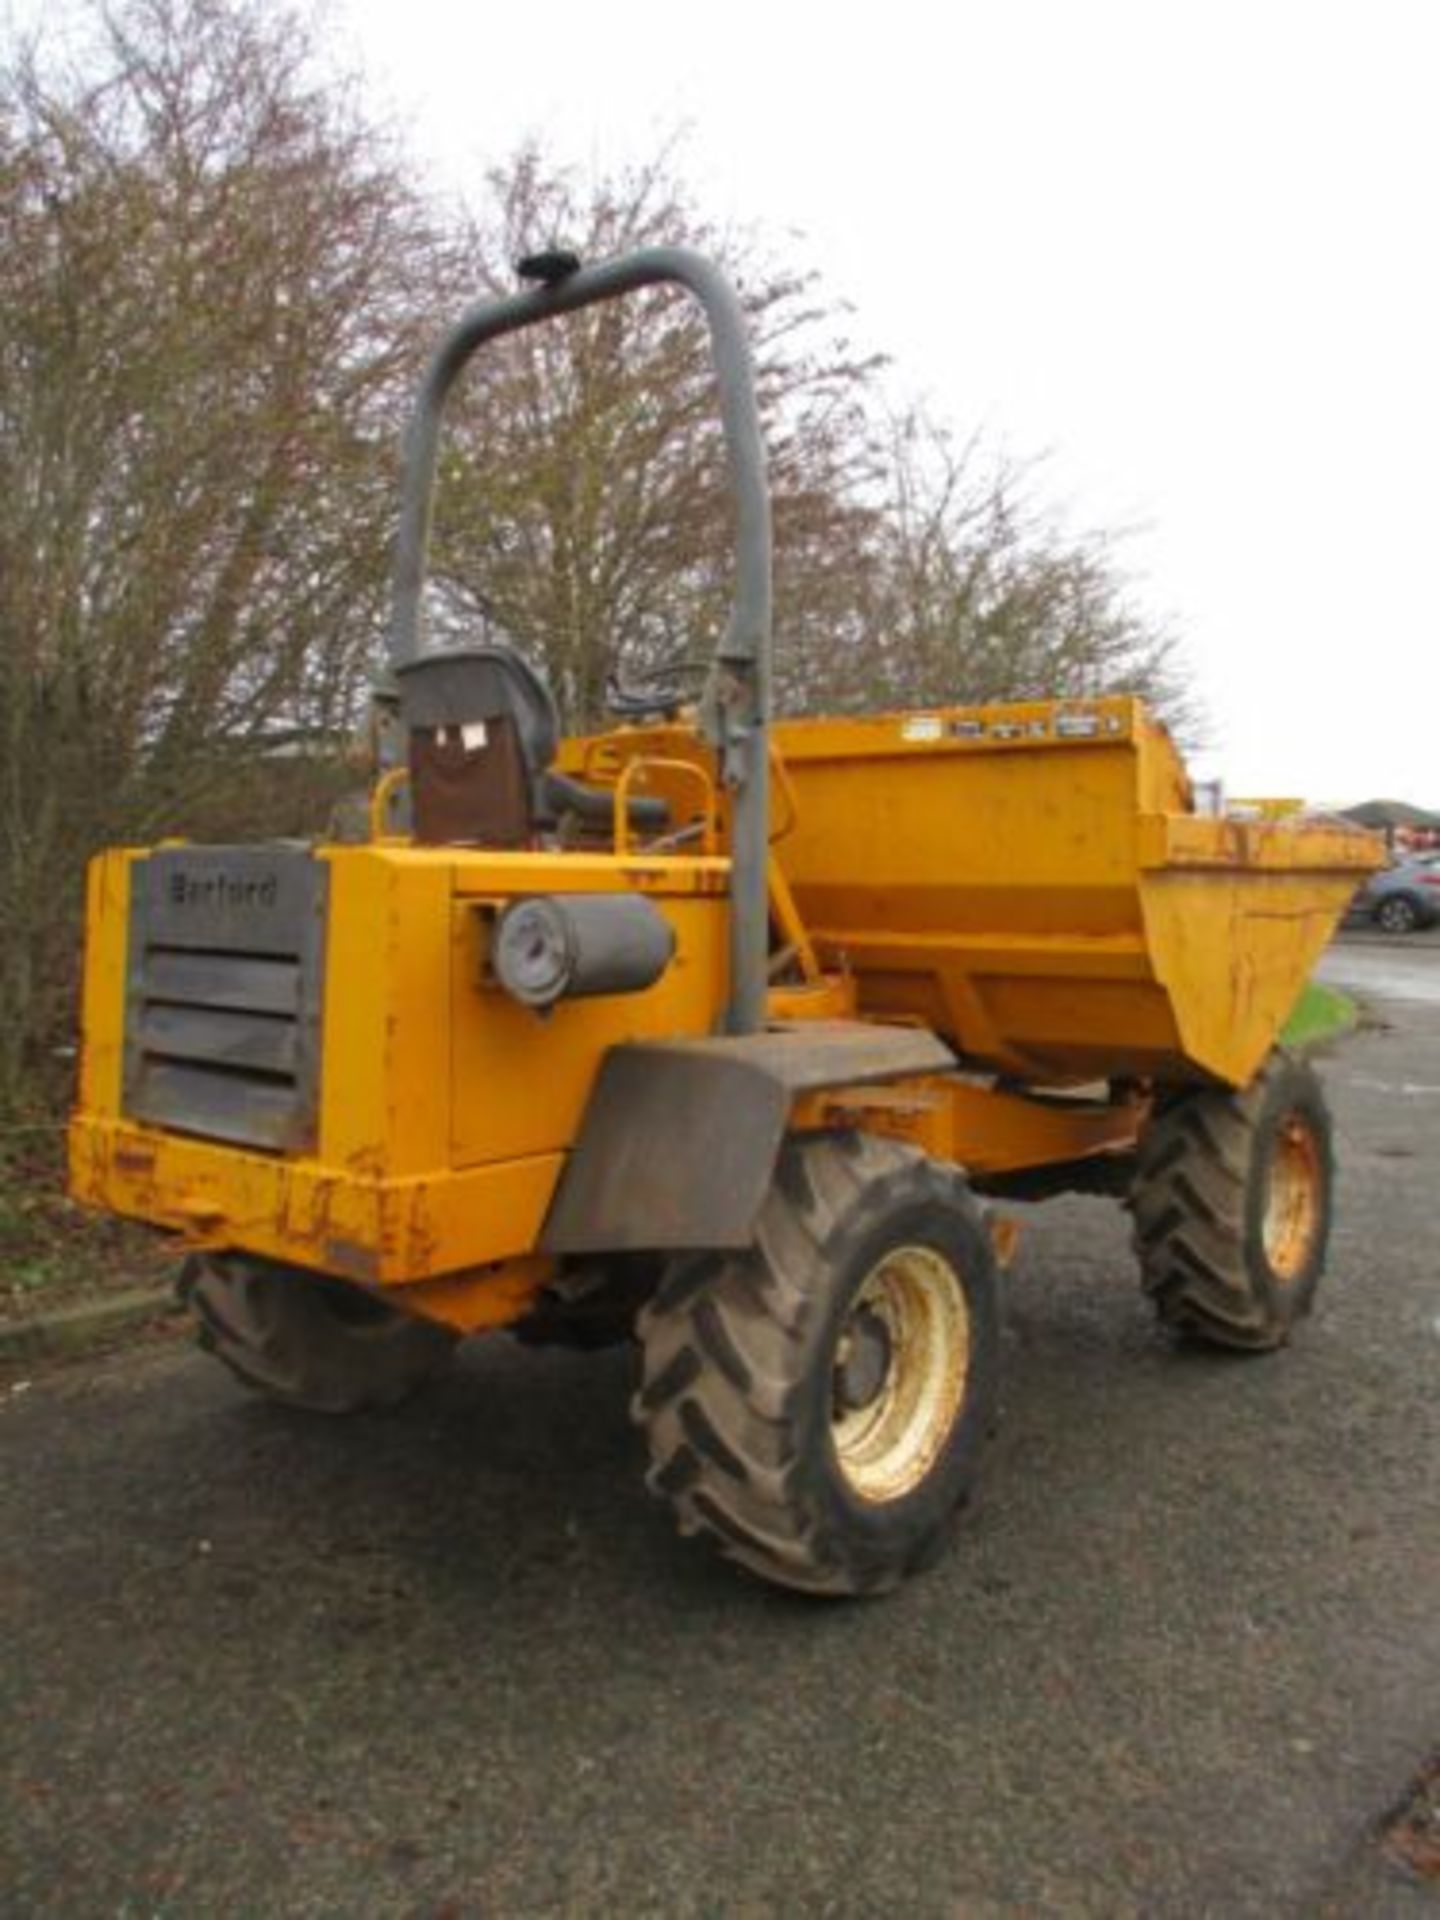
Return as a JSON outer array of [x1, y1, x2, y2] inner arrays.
[[387, 246, 773, 1037]]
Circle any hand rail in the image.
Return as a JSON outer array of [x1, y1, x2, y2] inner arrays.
[[613, 757, 719, 858]]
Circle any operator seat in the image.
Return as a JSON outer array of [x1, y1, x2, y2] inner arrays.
[[395, 643, 669, 848]]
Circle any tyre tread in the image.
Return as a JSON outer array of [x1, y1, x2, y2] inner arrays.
[[179, 1255, 455, 1412], [635, 1134, 995, 1595], [1129, 1050, 1333, 1351]]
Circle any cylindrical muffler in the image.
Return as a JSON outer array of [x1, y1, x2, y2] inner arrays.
[[491, 893, 676, 1008]]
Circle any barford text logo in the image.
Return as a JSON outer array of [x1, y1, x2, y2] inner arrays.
[[167, 871, 280, 911]]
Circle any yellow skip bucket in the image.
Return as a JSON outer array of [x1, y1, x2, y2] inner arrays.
[[773, 697, 1379, 1088]]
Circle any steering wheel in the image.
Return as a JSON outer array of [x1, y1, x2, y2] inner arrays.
[[605, 659, 710, 722]]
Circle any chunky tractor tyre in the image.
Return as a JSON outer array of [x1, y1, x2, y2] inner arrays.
[[1130, 1050, 1334, 1351], [179, 1253, 457, 1413], [634, 1133, 1000, 1597]]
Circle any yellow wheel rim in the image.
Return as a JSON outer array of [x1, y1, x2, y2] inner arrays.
[[830, 1245, 971, 1504], [1263, 1114, 1324, 1283]]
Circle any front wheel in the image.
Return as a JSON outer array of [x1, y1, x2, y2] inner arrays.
[[633, 1133, 1000, 1596], [1129, 1050, 1334, 1350]]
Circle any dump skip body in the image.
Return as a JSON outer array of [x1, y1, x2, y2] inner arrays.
[[772, 696, 1378, 1088]]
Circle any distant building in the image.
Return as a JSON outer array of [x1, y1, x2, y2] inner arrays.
[[1339, 800, 1440, 854]]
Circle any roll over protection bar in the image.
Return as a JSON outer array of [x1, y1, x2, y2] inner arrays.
[[386, 247, 773, 1036]]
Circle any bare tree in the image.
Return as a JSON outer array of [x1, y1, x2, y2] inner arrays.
[[0, 16, 1194, 1120], [813, 411, 1197, 736], [427, 144, 886, 727], [425, 162, 1189, 739], [0, 0, 439, 1109]]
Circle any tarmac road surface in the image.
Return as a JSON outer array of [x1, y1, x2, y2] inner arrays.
[[1321, 922, 1440, 1008], [2, 991, 1438, 1916]]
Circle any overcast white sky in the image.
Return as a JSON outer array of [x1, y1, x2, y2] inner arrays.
[[331, 0, 1437, 807]]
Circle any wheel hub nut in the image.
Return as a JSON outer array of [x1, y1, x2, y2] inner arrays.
[[834, 1307, 892, 1412]]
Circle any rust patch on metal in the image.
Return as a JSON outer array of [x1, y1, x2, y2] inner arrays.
[[401, 1185, 439, 1278]]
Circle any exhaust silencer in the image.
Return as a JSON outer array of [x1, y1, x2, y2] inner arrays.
[[491, 894, 675, 1008]]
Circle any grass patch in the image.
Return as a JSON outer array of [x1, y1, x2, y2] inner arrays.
[[1281, 980, 1359, 1052]]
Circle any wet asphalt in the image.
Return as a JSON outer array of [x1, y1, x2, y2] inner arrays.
[[1321, 922, 1440, 1008], [2, 966, 1438, 1917]]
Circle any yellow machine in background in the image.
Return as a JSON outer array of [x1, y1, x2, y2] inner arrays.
[[1231, 796, 1307, 821], [69, 249, 1380, 1596]]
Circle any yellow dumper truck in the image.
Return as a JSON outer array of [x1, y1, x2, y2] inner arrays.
[[69, 249, 1379, 1595]]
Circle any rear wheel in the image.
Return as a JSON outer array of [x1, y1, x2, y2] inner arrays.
[[1130, 1050, 1333, 1350], [180, 1253, 457, 1412], [634, 1133, 1000, 1596]]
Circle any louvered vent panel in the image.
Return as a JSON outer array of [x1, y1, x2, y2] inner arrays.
[[122, 849, 328, 1153]]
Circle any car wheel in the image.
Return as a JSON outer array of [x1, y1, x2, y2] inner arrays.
[[1375, 894, 1422, 934]]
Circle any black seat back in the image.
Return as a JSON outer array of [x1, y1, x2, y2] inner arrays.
[[396, 645, 560, 847]]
